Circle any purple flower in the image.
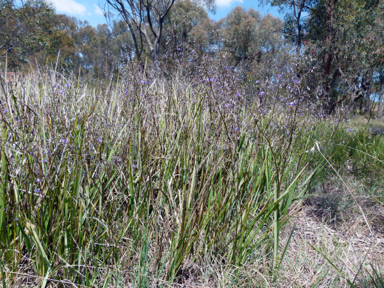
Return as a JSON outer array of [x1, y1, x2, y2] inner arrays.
[[277, 74, 282, 78], [256, 80, 260, 84], [34, 188, 41, 193], [234, 127, 240, 133], [237, 93, 240, 96], [36, 178, 42, 183], [346, 128, 351, 132], [120, 124, 124, 127], [60, 91, 64, 95], [13, 218, 18, 221], [140, 81, 150, 85], [293, 80, 299, 84], [226, 67, 231, 70], [97, 139, 102, 143], [288, 102, 295, 107], [259, 92, 265, 96], [132, 164, 137, 168], [227, 104, 231, 108], [42, 159, 47, 163], [61, 139, 68, 144], [117, 158, 122, 162], [66, 83, 70, 87]]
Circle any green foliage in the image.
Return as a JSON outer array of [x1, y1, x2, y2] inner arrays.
[[0, 0, 57, 68], [0, 69, 322, 285]]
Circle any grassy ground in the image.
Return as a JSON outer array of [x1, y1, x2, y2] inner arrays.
[[0, 69, 383, 287]]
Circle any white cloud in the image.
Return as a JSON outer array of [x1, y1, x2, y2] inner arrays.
[[94, 4, 104, 16], [216, 0, 243, 7], [49, 0, 86, 15]]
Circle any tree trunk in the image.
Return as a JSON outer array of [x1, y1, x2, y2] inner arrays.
[[364, 79, 371, 114], [324, 0, 338, 79], [378, 91, 383, 118], [359, 96, 364, 112], [353, 98, 357, 117]]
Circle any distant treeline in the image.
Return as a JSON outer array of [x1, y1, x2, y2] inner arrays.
[[1, 0, 383, 114]]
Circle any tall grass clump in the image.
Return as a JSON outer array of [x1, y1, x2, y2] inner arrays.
[[0, 65, 326, 286]]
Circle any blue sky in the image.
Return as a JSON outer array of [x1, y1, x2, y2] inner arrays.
[[210, 0, 282, 21], [47, 0, 284, 27]]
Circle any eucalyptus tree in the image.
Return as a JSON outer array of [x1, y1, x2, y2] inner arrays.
[[161, 0, 209, 55], [220, 7, 263, 68], [104, 0, 215, 67], [261, 0, 315, 54], [0, 0, 57, 69], [220, 7, 285, 76], [304, 0, 383, 113], [104, 0, 177, 66]]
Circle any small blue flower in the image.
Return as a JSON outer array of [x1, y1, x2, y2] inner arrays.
[[293, 80, 299, 84], [14, 218, 18, 221], [34, 188, 41, 193], [132, 164, 137, 168], [42, 159, 47, 163], [237, 93, 240, 96], [256, 80, 260, 84], [61, 139, 68, 144], [66, 83, 70, 87], [259, 92, 265, 96], [117, 158, 122, 162], [36, 178, 42, 183], [288, 102, 295, 107], [97, 139, 102, 143], [277, 74, 282, 78], [346, 128, 351, 132]]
